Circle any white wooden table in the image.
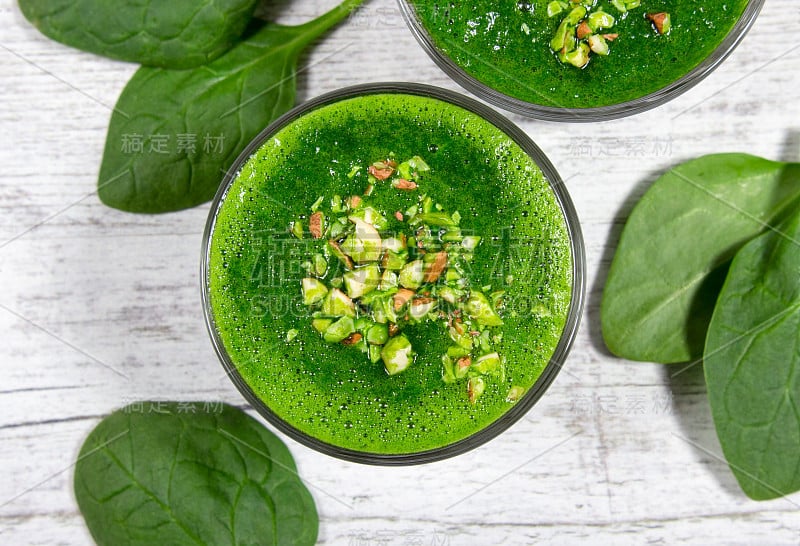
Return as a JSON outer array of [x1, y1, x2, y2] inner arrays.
[[1, 0, 798, 544]]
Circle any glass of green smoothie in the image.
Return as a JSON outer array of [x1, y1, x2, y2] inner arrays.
[[399, 0, 764, 121], [202, 83, 584, 464]]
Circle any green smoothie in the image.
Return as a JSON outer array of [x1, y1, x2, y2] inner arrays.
[[206, 92, 574, 455], [408, 0, 750, 108]]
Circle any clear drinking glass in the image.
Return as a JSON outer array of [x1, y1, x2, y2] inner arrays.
[[202, 83, 586, 464], [398, 0, 765, 121]]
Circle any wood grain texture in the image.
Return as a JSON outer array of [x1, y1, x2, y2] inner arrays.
[[1, 0, 799, 544]]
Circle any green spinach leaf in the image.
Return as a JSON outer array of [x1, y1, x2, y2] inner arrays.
[[74, 402, 318, 545], [97, 0, 363, 213], [18, 0, 259, 69], [601, 154, 800, 363], [704, 209, 800, 500]]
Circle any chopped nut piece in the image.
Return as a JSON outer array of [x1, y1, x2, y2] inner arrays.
[[506, 386, 525, 403], [368, 164, 394, 180], [423, 251, 448, 283], [646, 12, 670, 35], [388, 323, 400, 337], [343, 264, 380, 299], [551, 18, 572, 51], [321, 288, 355, 318], [394, 211, 404, 221], [465, 291, 504, 326], [302, 278, 328, 306], [323, 315, 355, 343], [328, 239, 354, 270], [587, 10, 615, 31], [341, 332, 362, 346], [366, 323, 389, 345], [563, 42, 590, 68], [348, 195, 362, 208], [342, 217, 382, 263], [547, 0, 563, 18], [399, 259, 425, 289], [588, 34, 609, 55], [382, 249, 407, 271], [456, 356, 472, 372], [603, 33, 619, 41], [381, 334, 413, 375], [577, 21, 592, 39], [290, 220, 303, 239], [393, 288, 416, 310], [467, 376, 486, 404], [393, 178, 418, 191], [409, 297, 437, 320], [473, 352, 502, 375], [309, 212, 323, 239]]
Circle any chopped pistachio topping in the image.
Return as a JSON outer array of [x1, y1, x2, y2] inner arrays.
[[646, 12, 671, 35], [588, 34, 610, 56], [465, 291, 504, 327], [312, 253, 328, 277], [311, 318, 332, 333], [290, 219, 303, 239], [291, 155, 509, 402], [323, 316, 355, 343], [546, 1, 566, 18], [612, 0, 641, 14], [321, 287, 355, 317], [399, 259, 425, 289], [506, 385, 525, 403], [473, 352, 503, 376], [467, 376, 486, 404], [382, 334, 413, 375], [302, 278, 328, 306], [549, 1, 666, 68], [343, 263, 380, 299]]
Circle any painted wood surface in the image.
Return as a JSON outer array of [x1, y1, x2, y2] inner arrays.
[[1, 0, 798, 544]]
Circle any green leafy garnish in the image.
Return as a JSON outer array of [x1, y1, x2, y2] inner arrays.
[[74, 402, 318, 545], [18, 0, 259, 68], [602, 154, 800, 363], [704, 209, 800, 500], [97, 0, 363, 213]]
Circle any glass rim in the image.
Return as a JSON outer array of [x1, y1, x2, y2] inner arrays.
[[397, 0, 766, 122], [201, 82, 586, 465]]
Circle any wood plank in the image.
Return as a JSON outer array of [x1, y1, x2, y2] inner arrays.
[[1, 0, 798, 543]]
